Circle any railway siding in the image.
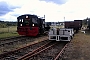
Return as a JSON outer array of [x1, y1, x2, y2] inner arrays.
[[0, 36, 49, 59], [60, 31, 90, 60], [0, 36, 48, 54]]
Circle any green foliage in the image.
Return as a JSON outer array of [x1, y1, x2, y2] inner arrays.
[[0, 21, 17, 28], [0, 21, 18, 38], [0, 23, 7, 28]]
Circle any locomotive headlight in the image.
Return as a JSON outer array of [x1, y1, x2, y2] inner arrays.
[[32, 24, 34, 26], [26, 16, 28, 18], [20, 24, 22, 26], [22, 19, 23, 22], [19, 19, 21, 22]]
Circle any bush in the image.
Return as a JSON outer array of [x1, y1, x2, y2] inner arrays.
[[0, 21, 17, 28], [0, 23, 7, 28]]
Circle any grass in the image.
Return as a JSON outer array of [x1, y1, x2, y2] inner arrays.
[[0, 26, 19, 39], [0, 26, 17, 33], [0, 32, 19, 39]]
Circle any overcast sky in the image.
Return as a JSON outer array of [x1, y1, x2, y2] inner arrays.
[[0, 0, 90, 22]]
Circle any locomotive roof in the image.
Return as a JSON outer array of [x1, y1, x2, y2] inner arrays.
[[17, 14, 45, 19], [64, 21, 74, 22], [74, 20, 82, 21], [17, 14, 38, 18], [38, 17, 45, 19]]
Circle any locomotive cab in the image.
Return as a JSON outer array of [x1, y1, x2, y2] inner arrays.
[[38, 18, 45, 34]]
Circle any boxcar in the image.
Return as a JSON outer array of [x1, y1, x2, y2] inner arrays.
[[65, 20, 82, 32]]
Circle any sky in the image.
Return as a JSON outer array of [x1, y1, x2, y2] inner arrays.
[[0, 0, 90, 22]]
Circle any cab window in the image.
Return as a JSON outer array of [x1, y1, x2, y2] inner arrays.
[[32, 18, 37, 24], [25, 20, 29, 25]]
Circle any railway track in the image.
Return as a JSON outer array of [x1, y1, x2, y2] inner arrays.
[[0, 36, 33, 47], [0, 35, 45, 47], [0, 35, 69, 60], [0, 40, 50, 60], [0, 36, 24, 42], [18, 41, 69, 60], [17, 41, 56, 60], [0, 35, 47, 54]]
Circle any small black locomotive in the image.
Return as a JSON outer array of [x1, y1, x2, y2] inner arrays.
[[17, 14, 50, 36]]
